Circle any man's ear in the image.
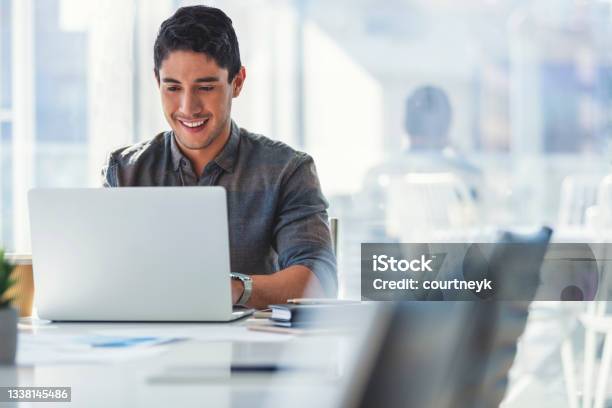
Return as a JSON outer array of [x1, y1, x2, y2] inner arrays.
[[232, 66, 246, 97]]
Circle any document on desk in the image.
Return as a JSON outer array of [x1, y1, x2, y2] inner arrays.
[[92, 325, 294, 343], [17, 333, 183, 365]]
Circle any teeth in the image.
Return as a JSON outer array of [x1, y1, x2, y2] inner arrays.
[[181, 120, 205, 128]]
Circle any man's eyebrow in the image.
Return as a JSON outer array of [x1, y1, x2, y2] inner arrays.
[[161, 76, 220, 84], [195, 76, 220, 83]]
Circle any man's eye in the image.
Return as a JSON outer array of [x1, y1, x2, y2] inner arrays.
[[199, 86, 214, 91], [167, 86, 180, 92]]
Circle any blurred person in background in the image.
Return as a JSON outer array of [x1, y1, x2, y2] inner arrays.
[[361, 85, 484, 241], [365, 85, 482, 201]]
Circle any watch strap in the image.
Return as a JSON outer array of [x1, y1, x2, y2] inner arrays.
[[231, 272, 253, 306]]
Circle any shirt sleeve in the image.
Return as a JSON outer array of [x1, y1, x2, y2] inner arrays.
[[101, 153, 118, 187], [273, 153, 338, 297]]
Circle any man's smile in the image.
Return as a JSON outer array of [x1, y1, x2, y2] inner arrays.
[[177, 117, 210, 132]]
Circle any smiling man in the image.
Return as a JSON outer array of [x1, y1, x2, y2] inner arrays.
[[101, 6, 337, 309]]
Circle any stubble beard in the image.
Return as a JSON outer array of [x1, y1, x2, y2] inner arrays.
[[175, 118, 226, 151]]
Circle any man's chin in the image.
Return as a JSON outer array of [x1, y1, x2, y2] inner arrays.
[[175, 133, 214, 150]]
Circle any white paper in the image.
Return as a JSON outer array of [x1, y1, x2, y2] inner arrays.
[[93, 325, 294, 343], [16, 333, 177, 365]]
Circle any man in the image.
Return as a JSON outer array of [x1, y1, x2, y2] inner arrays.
[[364, 85, 482, 201], [101, 5, 336, 309]]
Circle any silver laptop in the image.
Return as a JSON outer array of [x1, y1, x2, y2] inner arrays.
[[28, 187, 252, 322]]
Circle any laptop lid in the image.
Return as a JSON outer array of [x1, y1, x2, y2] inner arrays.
[[28, 187, 235, 321]]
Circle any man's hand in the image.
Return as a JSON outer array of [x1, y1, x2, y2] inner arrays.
[[237, 266, 325, 309]]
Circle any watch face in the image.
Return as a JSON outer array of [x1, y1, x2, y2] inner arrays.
[[232, 273, 252, 282]]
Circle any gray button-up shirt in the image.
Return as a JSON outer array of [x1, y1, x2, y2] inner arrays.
[[101, 121, 337, 295]]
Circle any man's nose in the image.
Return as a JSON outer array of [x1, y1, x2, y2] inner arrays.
[[180, 91, 203, 116]]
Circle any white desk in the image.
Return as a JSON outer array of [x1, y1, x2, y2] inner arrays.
[[0, 318, 349, 408], [4, 307, 593, 408]]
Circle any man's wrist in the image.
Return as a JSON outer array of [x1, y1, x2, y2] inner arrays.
[[230, 272, 253, 305], [231, 279, 244, 304]]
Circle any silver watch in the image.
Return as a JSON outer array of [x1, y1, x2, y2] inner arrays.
[[230, 272, 253, 306]]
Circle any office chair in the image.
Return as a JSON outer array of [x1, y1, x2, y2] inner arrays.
[[558, 175, 612, 408], [385, 172, 478, 242], [557, 174, 603, 230], [351, 227, 552, 408], [445, 227, 553, 408]]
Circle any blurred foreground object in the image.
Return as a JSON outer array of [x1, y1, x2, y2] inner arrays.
[[4, 254, 33, 317], [0, 250, 18, 365]]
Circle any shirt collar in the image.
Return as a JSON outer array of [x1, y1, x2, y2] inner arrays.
[[170, 120, 240, 173], [214, 120, 240, 173]]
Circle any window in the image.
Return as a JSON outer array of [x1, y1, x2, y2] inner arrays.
[[2, 1, 611, 299]]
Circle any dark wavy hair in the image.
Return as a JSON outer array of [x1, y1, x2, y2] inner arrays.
[[154, 5, 241, 83]]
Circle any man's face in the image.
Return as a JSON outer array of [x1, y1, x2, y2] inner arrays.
[[157, 50, 245, 150]]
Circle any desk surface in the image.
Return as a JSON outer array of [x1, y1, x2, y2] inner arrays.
[[2, 318, 348, 408], [2, 303, 587, 408]]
